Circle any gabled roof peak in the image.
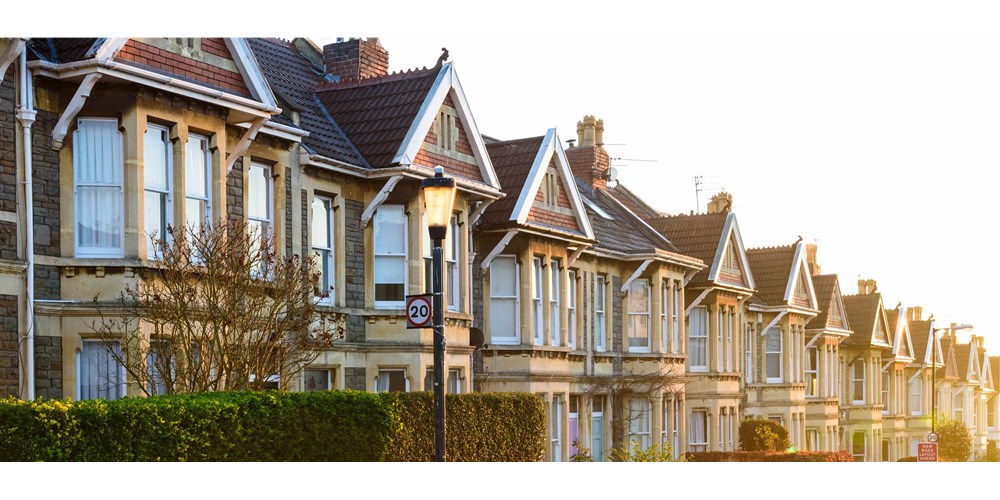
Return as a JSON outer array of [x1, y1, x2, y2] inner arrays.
[[315, 65, 439, 91]]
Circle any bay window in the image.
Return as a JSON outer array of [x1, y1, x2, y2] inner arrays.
[[689, 307, 708, 370], [374, 205, 406, 307], [75, 118, 124, 257], [533, 257, 543, 345], [550, 259, 561, 346], [805, 346, 818, 397], [143, 124, 172, 259], [78, 339, 125, 400], [311, 196, 334, 301], [765, 327, 782, 382], [595, 275, 606, 351], [488, 256, 519, 344], [627, 279, 651, 352], [567, 271, 577, 349], [184, 134, 212, 238]]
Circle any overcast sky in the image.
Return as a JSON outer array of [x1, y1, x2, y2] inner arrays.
[[312, 29, 1000, 353]]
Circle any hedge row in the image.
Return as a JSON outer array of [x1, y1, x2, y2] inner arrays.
[[686, 450, 855, 462], [0, 391, 545, 462]]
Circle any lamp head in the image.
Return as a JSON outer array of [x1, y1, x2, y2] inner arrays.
[[422, 166, 456, 240]]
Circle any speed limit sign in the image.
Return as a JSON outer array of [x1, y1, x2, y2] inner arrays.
[[405, 294, 433, 329], [927, 432, 938, 443]]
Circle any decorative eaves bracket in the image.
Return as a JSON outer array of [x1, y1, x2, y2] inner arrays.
[[685, 288, 713, 316], [620, 258, 653, 294], [52, 73, 102, 150], [226, 118, 266, 175], [360, 175, 404, 229], [480, 230, 517, 272], [468, 199, 495, 227], [567, 245, 588, 267], [759, 310, 788, 336], [0, 39, 26, 87]]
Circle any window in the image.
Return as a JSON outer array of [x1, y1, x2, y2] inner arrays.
[[423, 368, 460, 393], [671, 284, 680, 353], [447, 215, 459, 311], [143, 124, 172, 259], [881, 371, 890, 414], [629, 398, 652, 452], [550, 260, 561, 346], [595, 275, 606, 351], [805, 346, 818, 397], [627, 279, 650, 352], [376, 369, 407, 393], [533, 257, 543, 345], [689, 410, 708, 452], [145, 341, 173, 396], [567, 271, 577, 349], [765, 327, 782, 382], [74, 118, 124, 257], [184, 134, 212, 240], [551, 395, 562, 462], [852, 360, 866, 404], [592, 397, 604, 462], [374, 205, 406, 307], [806, 429, 818, 451], [988, 398, 996, 429], [689, 307, 708, 370], [881, 439, 890, 462], [489, 256, 519, 344], [660, 282, 668, 352], [303, 369, 333, 392], [718, 309, 724, 371], [852, 432, 866, 462], [953, 392, 964, 422], [725, 309, 733, 371], [745, 325, 754, 384], [247, 162, 273, 250], [78, 340, 125, 400], [569, 396, 579, 459], [909, 378, 922, 416], [311, 196, 335, 301]]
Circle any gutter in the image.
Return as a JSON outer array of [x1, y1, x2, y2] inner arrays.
[[16, 47, 37, 400]]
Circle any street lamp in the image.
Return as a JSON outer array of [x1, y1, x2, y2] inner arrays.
[[422, 165, 456, 462], [932, 323, 973, 434]]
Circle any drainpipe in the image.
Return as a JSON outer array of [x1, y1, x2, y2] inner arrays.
[[16, 47, 37, 400]]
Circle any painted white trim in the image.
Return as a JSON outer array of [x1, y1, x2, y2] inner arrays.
[[390, 63, 501, 189], [480, 230, 517, 271], [468, 199, 495, 227], [891, 307, 916, 360], [225, 38, 278, 108], [760, 310, 788, 337], [620, 259, 653, 294], [360, 175, 404, 229], [982, 353, 995, 391], [93, 38, 129, 60], [225, 118, 266, 174], [51, 73, 103, 149], [0, 39, 25, 81], [783, 242, 818, 308], [582, 195, 613, 220], [684, 288, 712, 316], [512, 130, 556, 224], [552, 137, 594, 239], [707, 213, 756, 290]]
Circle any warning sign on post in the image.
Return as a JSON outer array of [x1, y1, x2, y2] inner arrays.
[[405, 294, 433, 329], [917, 443, 938, 462]]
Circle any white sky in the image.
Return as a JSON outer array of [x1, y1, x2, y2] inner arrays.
[[29, 0, 1000, 354]]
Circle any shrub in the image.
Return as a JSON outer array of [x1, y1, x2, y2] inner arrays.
[[936, 413, 972, 462], [739, 418, 791, 452], [985, 440, 999, 462], [0, 391, 544, 462], [686, 450, 853, 462], [608, 441, 682, 462], [897, 456, 918, 462]]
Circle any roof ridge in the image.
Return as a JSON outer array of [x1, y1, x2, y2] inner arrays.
[[747, 243, 796, 252], [315, 65, 437, 91], [485, 136, 545, 147]]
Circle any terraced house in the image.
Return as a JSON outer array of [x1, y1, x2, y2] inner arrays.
[[882, 306, 916, 461], [905, 311, 944, 457], [840, 281, 891, 461]]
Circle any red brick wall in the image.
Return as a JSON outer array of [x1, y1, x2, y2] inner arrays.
[[565, 145, 609, 191], [323, 38, 389, 82], [417, 101, 483, 183], [117, 40, 250, 97], [527, 206, 580, 231], [200, 38, 230, 59]]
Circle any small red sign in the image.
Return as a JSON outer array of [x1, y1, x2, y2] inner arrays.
[[405, 294, 433, 329], [917, 443, 938, 462]]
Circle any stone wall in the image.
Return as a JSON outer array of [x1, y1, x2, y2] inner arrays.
[[34, 264, 60, 300], [344, 199, 365, 342], [226, 158, 243, 220], [345, 366, 366, 391], [1, 71, 16, 214], [0, 294, 18, 397], [34, 336, 62, 400], [31, 109, 60, 257]]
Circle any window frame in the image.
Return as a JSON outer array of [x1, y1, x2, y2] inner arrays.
[[184, 132, 213, 238], [311, 195, 335, 303], [488, 255, 520, 345], [77, 339, 126, 400], [373, 204, 408, 308], [303, 368, 334, 392], [567, 270, 577, 350], [852, 360, 867, 404], [627, 279, 651, 353], [805, 345, 819, 398], [689, 409, 708, 452], [909, 377, 922, 416], [533, 257, 544, 346], [375, 368, 409, 393], [446, 215, 460, 312], [595, 275, 607, 352], [628, 397, 652, 452], [550, 259, 561, 346], [74, 118, 126, 258], [671, 283, 680, 353], [551, 395, 562, 462], [143, 123, 173, 260], [247, 162, 274, 251], [689, 306, 709, 371], [765, 326, 783, 383]]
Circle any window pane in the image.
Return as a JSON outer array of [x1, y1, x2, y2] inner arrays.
[[374, 206, 406, 255], [248, 163, 271, 220], [303, 369, 330, 391], [311, 198, 330, 247], [77, 186, 123, 249], [185, 136, 208, 198], [144, 126, 169, 191], [80, 340, 124, 400]]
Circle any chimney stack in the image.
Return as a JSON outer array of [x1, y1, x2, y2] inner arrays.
[[566, 115, 610, 191], [857, 278, 877, 295], [322, 37, 389, 83], [805, 243, 821, 275], [908, 306, 923, 322], [707, 192, 733, 215]]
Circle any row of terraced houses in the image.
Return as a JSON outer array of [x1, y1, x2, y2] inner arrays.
[[1, 37, 997, 461]]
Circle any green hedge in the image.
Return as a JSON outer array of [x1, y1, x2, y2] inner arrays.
[[0, 391, 544, 462], [686, 451, 854, 462], [738, 418, 791, 452]]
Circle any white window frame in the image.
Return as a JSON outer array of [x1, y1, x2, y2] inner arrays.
[[726, 308, 734, 372], [881, 369, 891, 415], [595, 275, 607, 352], [550, 259, 561, 346], [909, 378, 922, 416], [567, 270, 577, 349], [143, 123, 173, 260], [74, 118, 125, 258], [852, 360, 866, 404], [374, 205, 407, 308], [247, 161, 274, 250], [765, 327, 783, 383], [671, 283, 680, 353], [551, 395, 562, 462], [628, 398, 652, 452], [805, 345, 818, 398], [184, 133, 212, 238], [689, 306, 709, 371], [627, 279, 651, 353], [488, 255, 520, 345], [689, 409, 708, 452], [660, 282, 668, 353], [311, 195, 335, 303], [77, 339, 126, 400], [447, 215, 459, 311], [745, 324, 754, 384], [533, 257, 543, 345]]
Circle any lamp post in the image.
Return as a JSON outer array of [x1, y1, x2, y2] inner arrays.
[[422, 165, 456, 462], [931, 323, 972, 434]]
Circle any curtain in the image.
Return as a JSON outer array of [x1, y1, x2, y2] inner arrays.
[[75, 119, 123, 255], [80, 341, 123, 400]]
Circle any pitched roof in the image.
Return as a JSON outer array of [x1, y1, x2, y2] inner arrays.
[[647, 212, 728, 285], [841, 293, 890, 348], [991, 356, 1000, 393], [806, 274, 847, 330], [577, 179, 676, 254], [909, 320, 934, 365], [606, 183, 661, 220], [937, 336, 959, 380], [955, 341, 976, 382], [248, 38, 367, 166], [481, 137, 545, 228], [26, 38, 100, 63], [885, 308, 914, 360], [315, 66, 440, 168], [746, 245, 797, 306]]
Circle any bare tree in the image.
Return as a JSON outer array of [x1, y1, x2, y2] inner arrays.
[[91, 218, 341, 395]]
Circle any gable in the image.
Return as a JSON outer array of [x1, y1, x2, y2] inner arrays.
[[707, 214, 756, 290], [969, 348, 981, 382], [526, 156, 581, 232], [872, 310, 888, 345], [792, 264, 811, 308], [983, 357, 995, 391], [826, 286, 848, 330], [414, 95, 485, 184], [116, 38, 251, 97], [946, 347, 959, 378], [717, 233, 748, 288]]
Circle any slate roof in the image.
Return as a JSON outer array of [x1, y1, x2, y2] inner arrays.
[[806, 274, 843, 330], [606, 183, 662, 220], [746, 245, 797, 306], [315, 66, 440, 168], [842, 293, 887, 348], [646, 212, 728, 285], [955, 342, 976, 382], [578, 179, 676, 254], [480, 137, 545, 228], [247, 38, 367, 166], [909, 320, 934, 364], [26, 38, 100, 63], [938, 336, 958, 380]]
